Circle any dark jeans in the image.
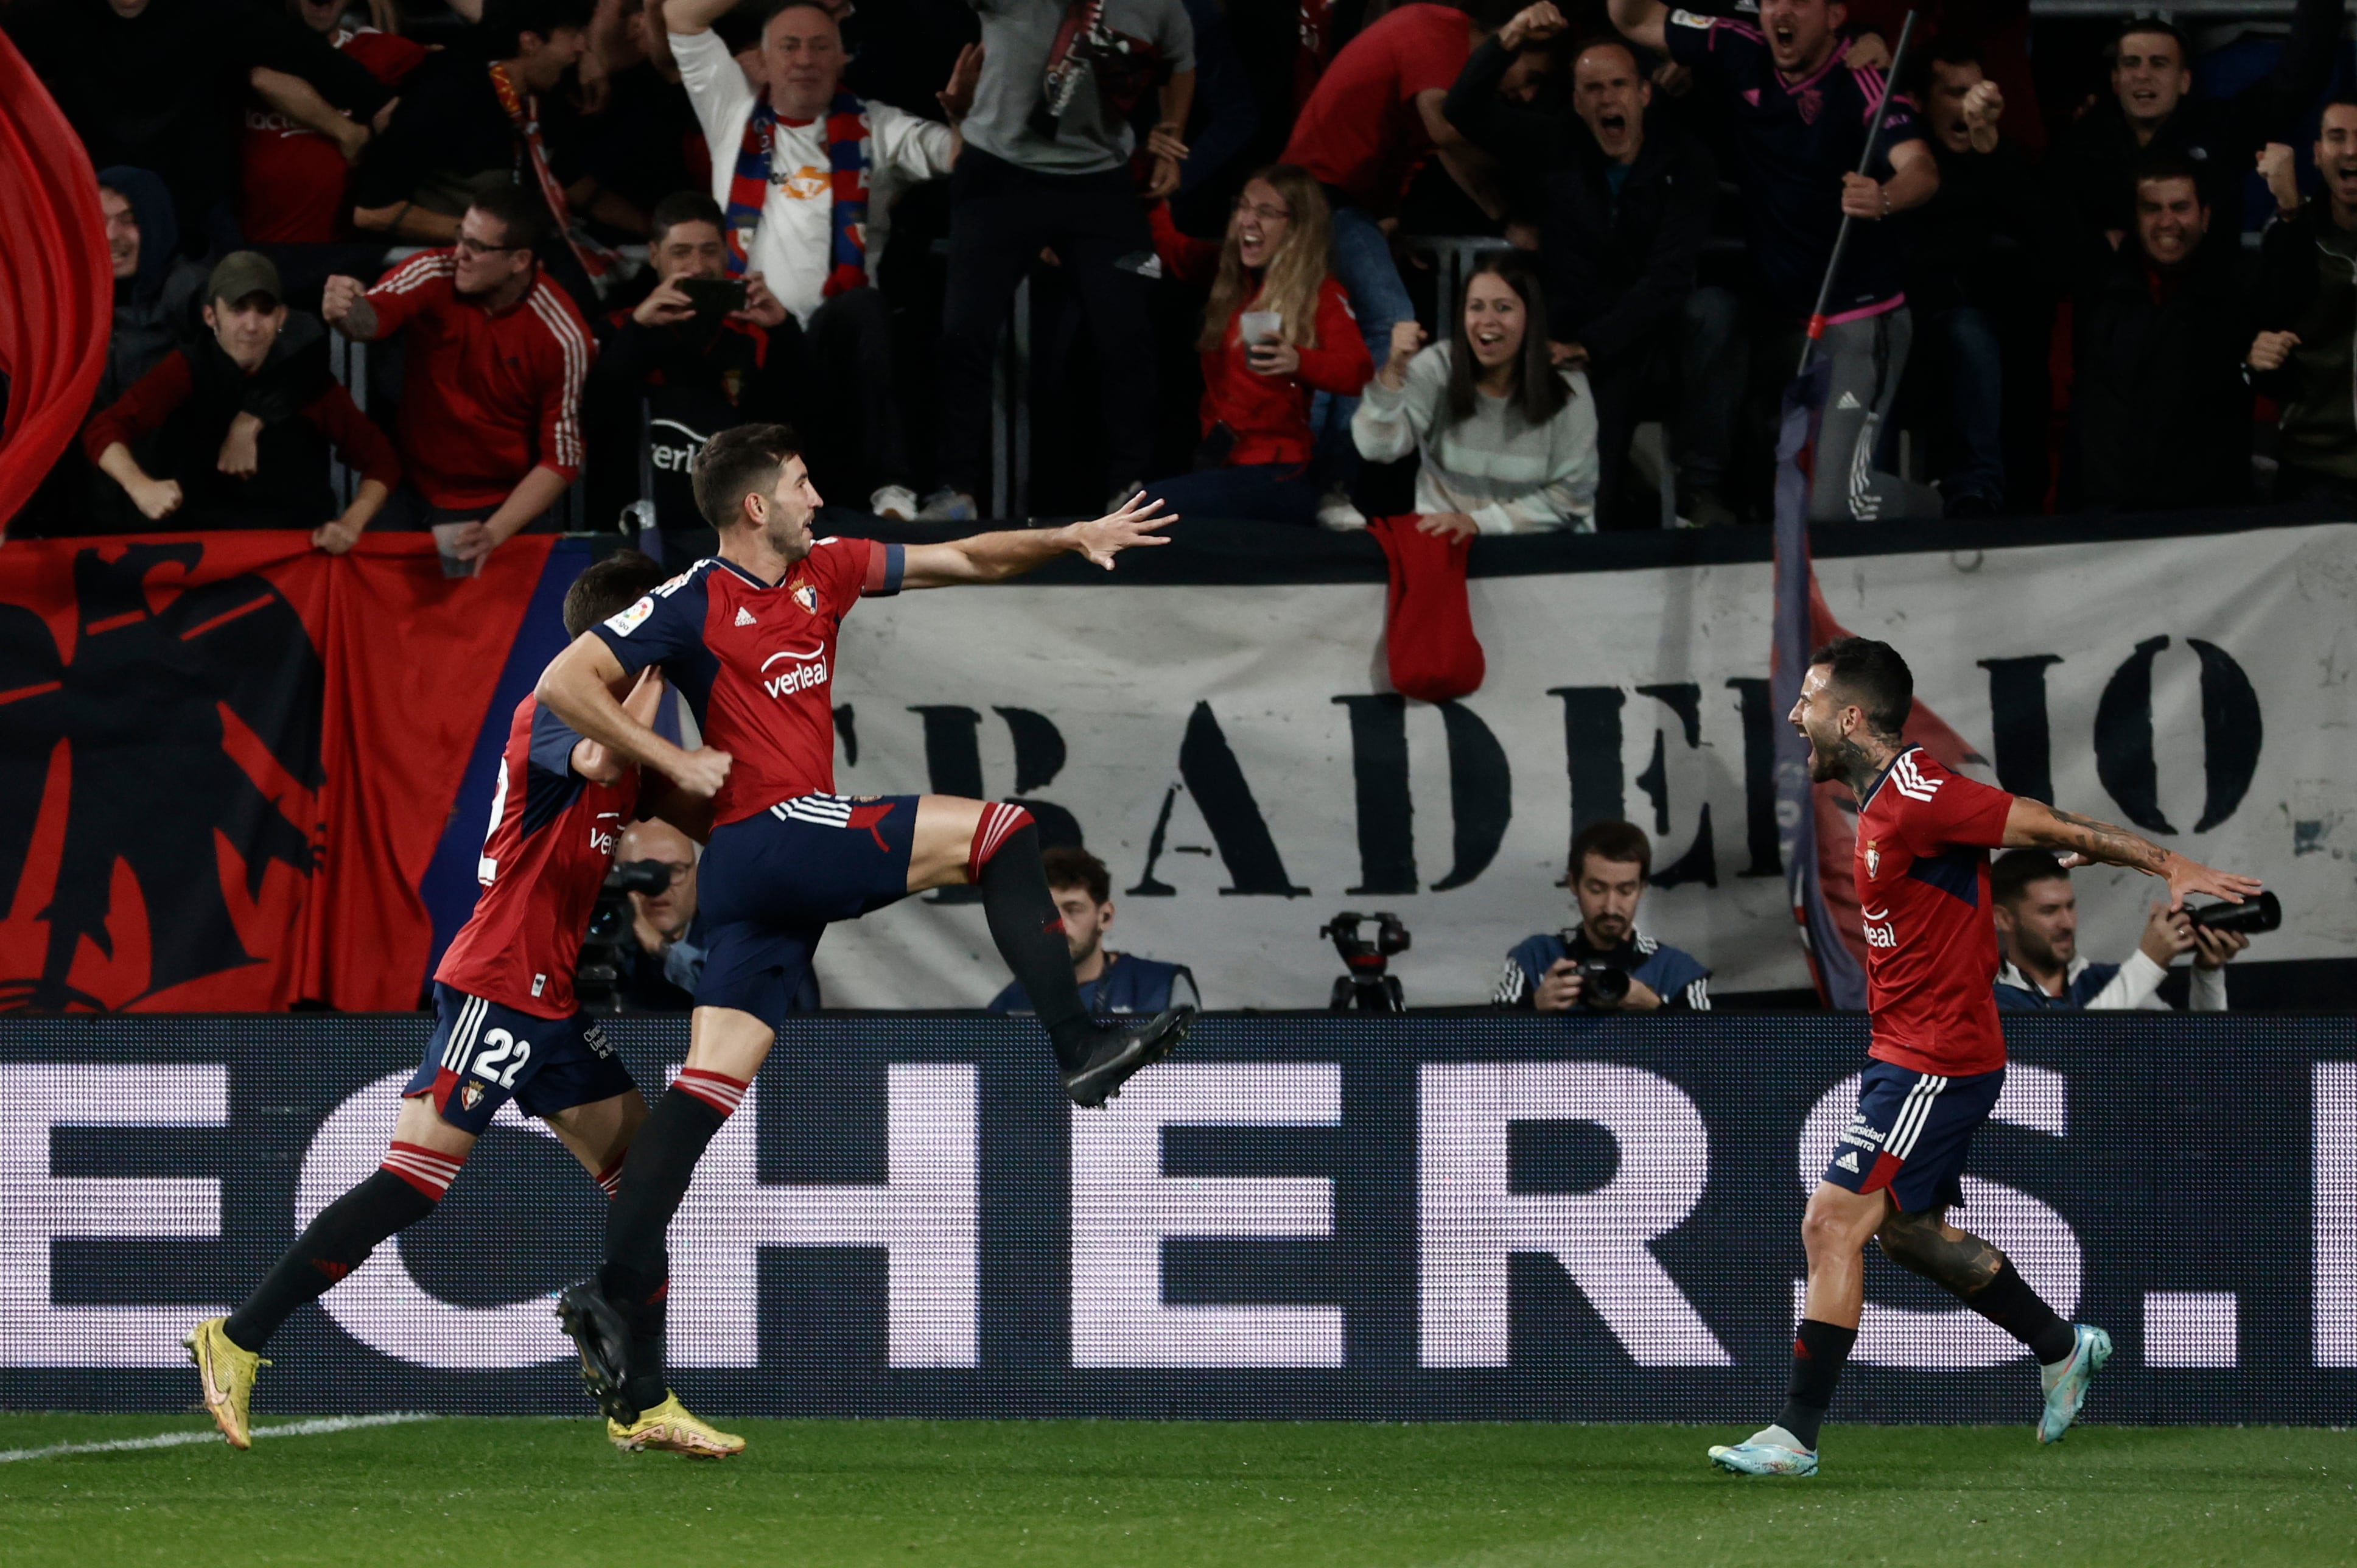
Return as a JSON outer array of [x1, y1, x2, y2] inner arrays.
[[937, 150, 1158, 498], [1588, 287, 1746, 528], [1143, 461, 1321, 525], [779, 288, 911, 503]]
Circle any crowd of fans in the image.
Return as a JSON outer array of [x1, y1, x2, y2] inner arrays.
[[6, 0, 2356, 550]]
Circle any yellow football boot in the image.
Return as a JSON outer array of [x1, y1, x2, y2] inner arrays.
[[608, 1393, 745, 1459], [184, 1317, 270, 1451]]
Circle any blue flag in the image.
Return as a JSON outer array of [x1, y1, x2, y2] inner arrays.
[[1772, 363, 1868, 1009]]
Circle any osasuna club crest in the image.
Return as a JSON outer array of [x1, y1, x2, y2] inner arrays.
[[790, 580, 818, 615], [1865, 841, 1881, 879], [461, 1080, 485, 1111]]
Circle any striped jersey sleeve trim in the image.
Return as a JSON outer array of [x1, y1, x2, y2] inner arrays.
[[525, 282, 590, 472], [371, 251, 456, 296]]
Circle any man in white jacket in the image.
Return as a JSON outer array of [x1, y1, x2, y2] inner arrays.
[[1990, 849, 2245, 1012], [665, 0, 976, 517]]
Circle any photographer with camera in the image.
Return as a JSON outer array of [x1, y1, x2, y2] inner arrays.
[[1494, 820, 1709, 1012], [1991, 849, 2253, 1012], [609, 819, 706, 1010]]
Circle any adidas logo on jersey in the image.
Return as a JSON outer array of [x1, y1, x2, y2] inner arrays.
[[1834, 1151, 1861, 1172], [1836, 391, 1863, 410], [734, 606, 757, 627]]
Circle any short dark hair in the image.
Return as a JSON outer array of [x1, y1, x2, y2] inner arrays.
[[650, 190, 726, 247], [1992, 848, 2071, 908], [1809, 636, 1913, 738], [2110, 16, 2192, 63], [1041, 845, 1112, 906], [1929, 38, 1984, 71], [1567, 819, 1651, 884], [468, 180, 552, 253], [692, 422, 802, 529], [562, 548, 665, 639], [2131, 146, 2205, 201]]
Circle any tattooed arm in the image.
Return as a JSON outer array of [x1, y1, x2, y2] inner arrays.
[[2002, 798, 2264, 910]]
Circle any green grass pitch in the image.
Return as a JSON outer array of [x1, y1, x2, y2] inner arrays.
[[4, 1416, 2353, 1567]]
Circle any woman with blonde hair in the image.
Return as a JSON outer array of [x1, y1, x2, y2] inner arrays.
[[1143, 164, 1372, 524]]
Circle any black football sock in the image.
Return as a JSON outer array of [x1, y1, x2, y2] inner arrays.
[[972, 815, 1093, 1069], [1958, 1256, 2078, 1365], [1774, 1318, 1858, 1452], [223, 1168, 438, 1352], [615, 1259, 671, 1416], [599, 1077, 738, 1393]]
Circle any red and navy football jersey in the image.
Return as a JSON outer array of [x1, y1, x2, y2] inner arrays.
[[436, 694, 640, 1018], [589, 539, 904, 826], [1664, 12, 1923, 319], [1852, 745, 2016, 1077]]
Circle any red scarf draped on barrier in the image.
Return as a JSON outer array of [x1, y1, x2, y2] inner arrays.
[[0, 29, 110, 532], [0, 533, 553, 1012], [1368, 515, 1485, 704]]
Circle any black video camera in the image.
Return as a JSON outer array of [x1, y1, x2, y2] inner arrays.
[[2182, 889, 2282, 936], [1323, 911, 1410, 1013], [576, 859, 673, 1011], [1557, 931, 1631, 1009]]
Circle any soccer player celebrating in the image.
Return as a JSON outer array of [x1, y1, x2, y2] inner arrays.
[[185, 553, 741, 1460], [1709, 637, 2262, 1477], [535, 424, 1195, 1435]]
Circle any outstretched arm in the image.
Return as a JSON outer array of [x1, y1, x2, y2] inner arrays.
[[538, 635, 733, 799], [1606, 0, 1670, 55], [2002, 797, 2263, 909], [898, 493, 1175, 589]]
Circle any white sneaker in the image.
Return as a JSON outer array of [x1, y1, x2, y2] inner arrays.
[[916, 488, 977, 523], [1316, 485, 1367, 530], [869, 485, 919, 521]]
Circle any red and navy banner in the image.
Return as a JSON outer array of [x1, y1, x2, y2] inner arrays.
[[1771, 365, 1993, 1007], [0, 531, 558, 1012]]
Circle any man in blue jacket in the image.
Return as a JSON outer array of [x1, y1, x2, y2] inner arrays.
[[1495, 820, 1709, 1011], [989, 846, 1199, 1015]]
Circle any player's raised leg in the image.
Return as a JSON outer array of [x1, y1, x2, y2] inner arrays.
[[188, 1096, 472, 1449], [907, 794, 1193, 1107], [1876, 1208, 2106, 1443]]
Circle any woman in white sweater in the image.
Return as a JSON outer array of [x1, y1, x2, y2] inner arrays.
[[1351, 251, 1599, 536]]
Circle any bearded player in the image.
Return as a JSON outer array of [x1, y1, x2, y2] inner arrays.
[[1709, 637, 2263, 1477], [534, 422, 1194, 1433], [184, 552, 740, 1460]]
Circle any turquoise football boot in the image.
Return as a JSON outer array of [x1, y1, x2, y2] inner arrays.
[[2036, 1323, 2113, 1444]]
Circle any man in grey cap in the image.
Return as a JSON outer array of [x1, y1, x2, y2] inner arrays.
[[82, 250, 401, 544]]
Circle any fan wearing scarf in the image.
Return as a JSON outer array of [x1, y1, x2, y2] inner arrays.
[[668, 0, 975, 520]]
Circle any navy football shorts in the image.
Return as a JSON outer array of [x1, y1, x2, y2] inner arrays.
[[695, 793, 920, 1027], [402, 983, 637, 1135], [1818, 1060, 2006, 1213]]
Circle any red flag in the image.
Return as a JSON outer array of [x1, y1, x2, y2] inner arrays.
[[0, 27, 112, 531], [0, 532, 553, 1012]]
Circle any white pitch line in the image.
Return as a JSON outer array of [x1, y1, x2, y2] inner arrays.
[[0, 1411, 437, 1463]]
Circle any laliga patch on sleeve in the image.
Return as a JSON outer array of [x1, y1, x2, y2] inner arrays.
[[1669, 9, 1712, 27], [605, 596, 654, 635]]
